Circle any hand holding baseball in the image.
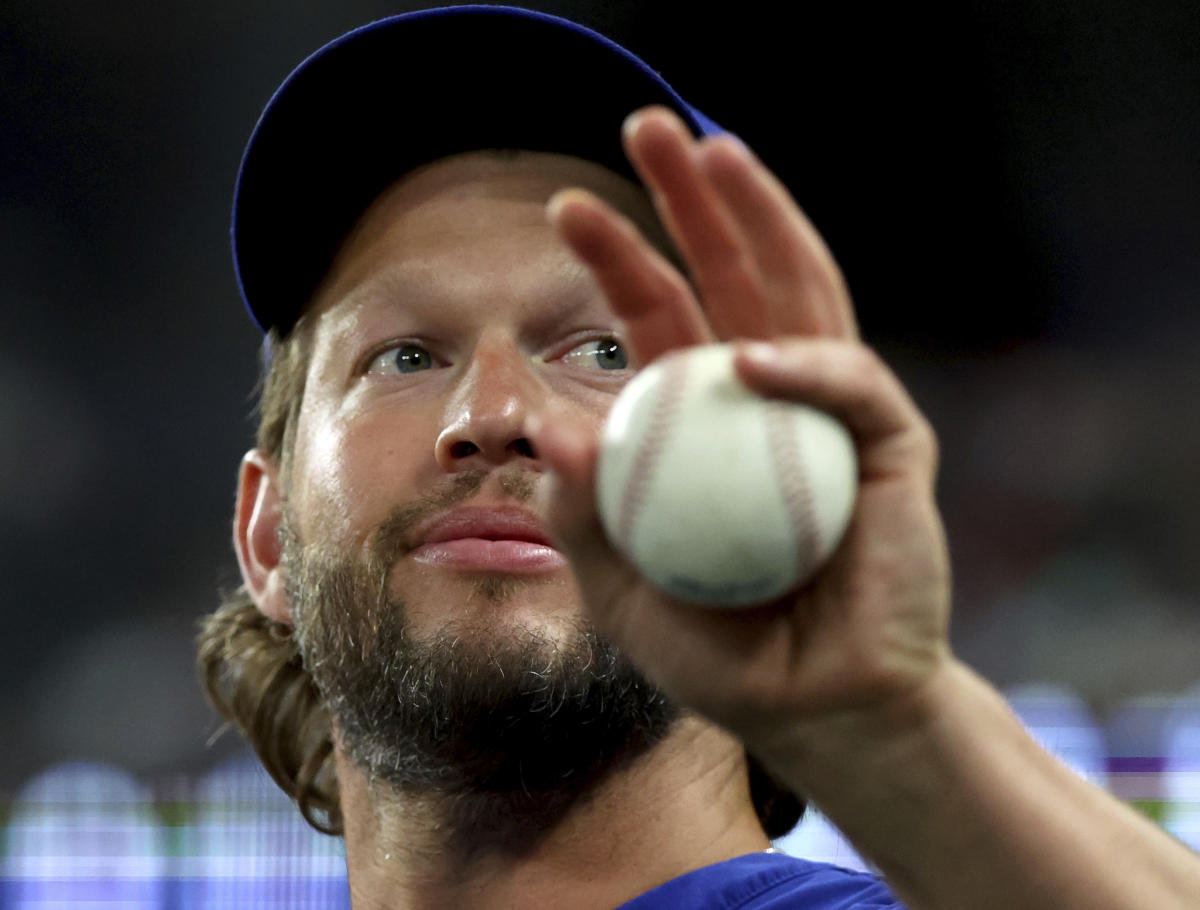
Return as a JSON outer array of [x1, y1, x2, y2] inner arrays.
[[597, 342, 857, 606], [531, 107, 951, 762]]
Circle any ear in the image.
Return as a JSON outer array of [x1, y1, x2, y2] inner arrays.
[[233, 449, 291, 624]]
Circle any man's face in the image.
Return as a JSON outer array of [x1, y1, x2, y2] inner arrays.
[[277, 152, 680, 817], [286, 151, 663, 642]]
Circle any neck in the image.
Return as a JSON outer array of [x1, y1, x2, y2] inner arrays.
[[336, 716, 771, 910]]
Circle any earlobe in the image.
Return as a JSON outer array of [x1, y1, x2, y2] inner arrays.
[[233, 449, 292, 624]]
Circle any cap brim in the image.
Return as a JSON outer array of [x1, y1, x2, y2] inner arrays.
[[232, 5, 719, 336]]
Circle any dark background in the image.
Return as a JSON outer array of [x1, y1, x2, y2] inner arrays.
[[2, 0, 1198, 789]]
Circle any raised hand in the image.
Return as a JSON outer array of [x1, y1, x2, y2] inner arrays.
[[530, 106, 951, 763]]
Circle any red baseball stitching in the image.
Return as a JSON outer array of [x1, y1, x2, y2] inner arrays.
[[763, 400, 820, 580], [617, 354, 693, 550]]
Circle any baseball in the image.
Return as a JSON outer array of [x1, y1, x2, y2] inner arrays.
[[596, 343, 858, 607]]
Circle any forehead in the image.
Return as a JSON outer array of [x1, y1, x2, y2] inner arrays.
[[303, 151, 664, 327]]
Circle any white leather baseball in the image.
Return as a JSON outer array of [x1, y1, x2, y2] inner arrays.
[[596, 343, 858, 607]]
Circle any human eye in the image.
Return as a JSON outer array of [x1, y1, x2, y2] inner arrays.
[[558, 337, 630, 371], [366, 342, 438, 376]]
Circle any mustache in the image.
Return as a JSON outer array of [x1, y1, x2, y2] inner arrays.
[[367, 466, 540, 574]]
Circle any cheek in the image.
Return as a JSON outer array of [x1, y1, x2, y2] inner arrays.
[[545, 376, 622, 435], [290, 404, 436, 549]]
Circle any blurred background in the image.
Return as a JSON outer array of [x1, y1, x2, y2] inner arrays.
[[2, 0, 1198, 904]]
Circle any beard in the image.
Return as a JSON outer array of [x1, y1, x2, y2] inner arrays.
[[280, 470, 680, 850]]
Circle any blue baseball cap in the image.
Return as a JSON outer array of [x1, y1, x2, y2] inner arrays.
[[232, 4, 721, 336]]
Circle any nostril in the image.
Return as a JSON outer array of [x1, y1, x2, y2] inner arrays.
[[449, 440, 479, 459], [512, 437, 536, 458]]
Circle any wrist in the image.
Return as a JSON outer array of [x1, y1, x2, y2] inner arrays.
[[752, 651, 968, 797]]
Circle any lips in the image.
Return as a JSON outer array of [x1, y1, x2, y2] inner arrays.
[[409, 506, 566, 573], [416, 506, 554, 548]]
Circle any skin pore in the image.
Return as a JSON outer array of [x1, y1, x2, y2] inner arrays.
[[235, 151, 771, 910]]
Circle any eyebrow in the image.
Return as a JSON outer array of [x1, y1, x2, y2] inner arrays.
[[521, 261, 616, 339]]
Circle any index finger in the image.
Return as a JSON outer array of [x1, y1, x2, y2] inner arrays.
[[548, 188, 715, 367]]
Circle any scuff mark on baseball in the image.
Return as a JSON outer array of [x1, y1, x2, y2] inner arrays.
[[597, 343, 858, 607]]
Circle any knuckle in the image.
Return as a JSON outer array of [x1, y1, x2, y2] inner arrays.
[[832, 340, 877, 372], [920, 419, 941, 471], [839, 344, 887, 397], [903, 414, 940, 477]]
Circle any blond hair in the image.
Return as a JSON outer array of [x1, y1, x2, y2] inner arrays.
[[197, 321, 341, 834]]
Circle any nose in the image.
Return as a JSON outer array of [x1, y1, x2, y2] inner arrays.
[[434, 341, 543, 471]]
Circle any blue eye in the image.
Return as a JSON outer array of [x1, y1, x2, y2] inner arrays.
[[369, 343, 435, 375], [561, 338, 630, 371]]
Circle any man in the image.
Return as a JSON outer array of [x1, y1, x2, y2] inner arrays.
[[199, 7, 1200, 909]]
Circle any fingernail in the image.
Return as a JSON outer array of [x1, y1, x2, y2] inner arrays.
[[546, 189, 600, 233], [545, 192, 566, 224], [546, 187, 580, 218], [740, 341, 778, 366], [622, 110, 646, 143], [718, 131, 749, 152]]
